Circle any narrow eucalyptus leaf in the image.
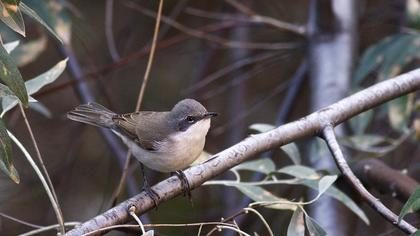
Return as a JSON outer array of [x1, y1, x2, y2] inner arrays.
[[3, 40, 19, 53], [1, 58, 67, 115], [233, 158, 275, 174], [278, 165, 319, 179], [281, 143, 301, 164], [25, 58, 67, 94], [0, 156, 19, 183], [398, 187, 420, 223], [0, 0, 25, 36], [0, 117, 17, 183], [302, 179, 369, 225], [235, 185, 295, 210], [19, 2, 62, 43], [11, 36, 47, 66], [318, 175, 337, 196], [287, 207, 305, 236], [305, 215, 327, 236], [0, 42, 27, 105]]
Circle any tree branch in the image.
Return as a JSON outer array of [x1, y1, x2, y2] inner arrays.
[[322, 125, 416, 234], [65, 68, 420, 235], [353, 158, 419, 203]]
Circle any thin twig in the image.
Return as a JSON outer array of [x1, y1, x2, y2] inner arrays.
[[184, 52, 279, 94], [112, 0, 164, 205], [38, 20, 240, 98], [243, 208, 274, 236], [200, 52, 292, 100], [80, 222, 240, 236], [128, 206, 145, 234], [223, 0, 305, 34], [124, 0, 299, 50], [212, 77, 291, 135], [0, 212, 43, 229], [105, 0, 120, 61], [212, 226, 251, 236], [184, 7, 305, 35], [322, 124, 416, 234], [18, 222, 80, 236], [18, 104, 65, 234], [8, 130, 65, 235], [60, 46, 138, 195]]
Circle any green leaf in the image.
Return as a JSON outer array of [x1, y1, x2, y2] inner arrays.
[[25, 58, 67, 94], [0, 117, 18, 183], [354, 35, 402, 85], [249, 123, 275, 133], [0, 83, 14, 97], [278, 165, 320, 180], [1, 58, 67, 115], [0, 0, 25, 36], [3, 39, 19, 53], [398, 187, 420, 223], [301, 179, 370, 225], [340, 134, 389, 155], [19, 2, 62, 43], [342, 134, 387, 148], [281, 143, 301, 165], [305, 215, 326, 236], [233, 158, 275, 174], [379, 35, 419, 79], [20, 1, 71, 44], [340, 132, 410, 157], [309, 138, 330, 163], [28, 101, 51, 118], [318, 175, 337, 197], [0, 41, 28, 105], [287, 207, 305, 236], [0, 160, 19, 183], [280, 165, 369, 224], [235, 185, 296, 210], [11, 35, 47, 66]]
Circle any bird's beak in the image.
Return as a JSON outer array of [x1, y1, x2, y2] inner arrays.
[[203, 112, 218, 118]]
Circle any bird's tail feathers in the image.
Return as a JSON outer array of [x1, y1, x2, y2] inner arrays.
[[67, 103, 116, 128]]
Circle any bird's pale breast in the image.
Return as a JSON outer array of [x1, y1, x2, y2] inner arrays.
[[116, 119, 211, 172]]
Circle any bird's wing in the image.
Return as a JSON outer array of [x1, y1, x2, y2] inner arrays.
[[112, 111, 170, 151]]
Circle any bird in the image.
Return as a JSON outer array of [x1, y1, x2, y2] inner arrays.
[[67, 98, 217, 204]]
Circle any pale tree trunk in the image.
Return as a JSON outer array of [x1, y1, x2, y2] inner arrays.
[[308, 0, 357, 235]]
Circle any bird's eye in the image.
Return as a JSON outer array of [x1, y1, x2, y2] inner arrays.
[[186, 116, 195, 123]]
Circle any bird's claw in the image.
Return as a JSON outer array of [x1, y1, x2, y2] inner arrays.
[[142, 179, 160, 208], [174, 170, 193, 205]]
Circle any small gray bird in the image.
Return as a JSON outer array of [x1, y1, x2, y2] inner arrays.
[[67, 99, 217, 201]]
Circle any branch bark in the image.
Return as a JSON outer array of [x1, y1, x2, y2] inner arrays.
[[65, 68, 420, 235], [353, 158, 419, 203], [322, 125, 416, 234]]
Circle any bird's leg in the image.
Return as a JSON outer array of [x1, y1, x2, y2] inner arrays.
[[173, 170, 192, 204], [140, 163, 160, 208]]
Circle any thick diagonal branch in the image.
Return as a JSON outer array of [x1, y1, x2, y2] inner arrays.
[[65, 68, 420, 236]]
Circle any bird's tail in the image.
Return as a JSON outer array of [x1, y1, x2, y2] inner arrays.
[[67, 103, 117, 128]]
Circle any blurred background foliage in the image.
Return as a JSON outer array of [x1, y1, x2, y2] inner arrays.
[[0, 0, 419, 235]]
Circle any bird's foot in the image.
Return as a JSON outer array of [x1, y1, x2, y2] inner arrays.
[[142, 180, 160, 209], [173, 170, 193, 205]]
